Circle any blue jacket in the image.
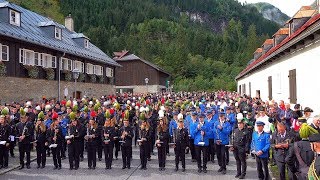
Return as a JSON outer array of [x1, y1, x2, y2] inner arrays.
[[169, 119, 178, 136], [226, 113, 236, 128], [45, 119, 52, 129], [192, 121, 211, 146], [59, 117, 69, 137], [251, 131, 270, 158], [214, 121, 232, 145], [204, 117, 216, 139], [199, 104, 206, 113]]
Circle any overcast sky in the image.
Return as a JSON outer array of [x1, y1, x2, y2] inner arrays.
[[237, 0, 315, 17]]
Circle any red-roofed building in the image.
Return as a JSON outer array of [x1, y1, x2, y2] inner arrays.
[[236, 5, 320, 114]]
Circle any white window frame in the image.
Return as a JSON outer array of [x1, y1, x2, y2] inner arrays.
[[55, 27, 62, 40], [106, 67, 114, 77], [94, 65, 103, 75], [84, 39, 89, 48], [19, 49, 35, 65], [61, 58, 73, 71], [86, 63, 94, 74], [0, 44, 9, 61], [9, 9, 20, 26], [74, 60, 85, 73]]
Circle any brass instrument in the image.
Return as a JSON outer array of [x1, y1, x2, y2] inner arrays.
[[49, 126, 58, 148], [65, 125, 73, 140], [216, 122, 222, 145], [17, 125, 28, 142], [155, 128, 163, 147], [119, 129, 126, 144], [226, 129, 234, 147], [85, 126, 90, 142], [169, 127, 176, 146]]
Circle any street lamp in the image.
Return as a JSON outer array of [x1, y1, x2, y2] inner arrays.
[[145, 77, 149, 93], [72, 68, 80, 99]]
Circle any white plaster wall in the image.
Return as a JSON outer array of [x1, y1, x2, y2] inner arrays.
[[238, 41, 320, 115]]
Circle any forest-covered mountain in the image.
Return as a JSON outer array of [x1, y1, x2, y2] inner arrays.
[[9, 0, 281, 91]]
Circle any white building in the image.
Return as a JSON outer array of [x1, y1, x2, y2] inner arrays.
[[236, 6, 320, 114]]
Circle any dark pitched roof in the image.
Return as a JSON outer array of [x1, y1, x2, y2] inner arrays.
[[0, 0, 120, 67], [236, 13, 320, 80], [114, 53, 170, 76]]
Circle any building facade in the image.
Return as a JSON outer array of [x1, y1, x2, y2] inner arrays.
[[236, 6, 320, 114], [114, 51, 170, 94], [0, 0, 120, 101]]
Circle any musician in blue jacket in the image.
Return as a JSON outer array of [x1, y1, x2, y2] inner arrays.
[[251, 121, 270, 180], [192, 113, 211, 173], [205, 110, 216, 163], [214, 112, 232, 175], [187, 111, 198, 162]]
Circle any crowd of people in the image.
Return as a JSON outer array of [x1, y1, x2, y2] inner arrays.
[[0, 91, 320, 180]]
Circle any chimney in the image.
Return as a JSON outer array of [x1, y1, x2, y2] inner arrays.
[[65, 14, 74, 32]]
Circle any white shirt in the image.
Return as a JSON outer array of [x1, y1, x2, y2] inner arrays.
[[255, 115, 271, 133], [307, 116, 314, 125]]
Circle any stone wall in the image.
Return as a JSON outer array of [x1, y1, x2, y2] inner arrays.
[[116, 85, 166, 94], [0, 77, 115, 102]]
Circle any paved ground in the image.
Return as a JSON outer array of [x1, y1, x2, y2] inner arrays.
[[1, 146, 260, 180]]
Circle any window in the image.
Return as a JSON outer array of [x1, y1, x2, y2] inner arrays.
[[84, 39, 89, 48], [55, 27, 62, 40], [74, 61, 84, 73], [42, 54, 56, 68], [19, 49, 35, 65], [94, 65, 103, 75], [61, 58, 73, 71], [0, 44, 9, 61], [106, 67, 113, 77], [9, 10, 20, 26], [86, 63, 94, 74]]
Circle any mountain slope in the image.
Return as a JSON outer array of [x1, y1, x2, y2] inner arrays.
[[250, 2, 290, 25], [7, 0, 280, 91]]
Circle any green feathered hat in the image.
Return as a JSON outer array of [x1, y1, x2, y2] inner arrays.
[[73, 105, 78, 113], [37, 111, 45, 120], [20, 107, 26, 117], [94, 103, 100, 112], [123, 110, 130, 121], [83, 105, 89, 113], [69, 112, 76, 121], [139, 112, 146, 121], [299, 123, 318, 139], [105, 109, 111, 119], [1, 107, 9, 116], [66, 100, 72, 108]]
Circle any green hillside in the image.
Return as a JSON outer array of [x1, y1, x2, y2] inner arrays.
[[8, 0, 280, 91]]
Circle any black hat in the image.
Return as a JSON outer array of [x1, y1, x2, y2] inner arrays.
[[259, 107, 265, 112], [294, 104, 301, 109], [304, 107, 313, 113], [309, 134, 320, 142], [298, 117, 307, 123]]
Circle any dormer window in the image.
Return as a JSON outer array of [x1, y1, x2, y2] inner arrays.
[[9, 9, 20, 26], [55, 27, 62, 40], [84, 39, 89, 48]]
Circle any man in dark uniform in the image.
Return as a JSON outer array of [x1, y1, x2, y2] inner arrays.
[[308, 133, 320, 179], [0, 115, 10, 168], [66, 112, 85, 170], [16, 109, 33, 169], [270, 122, 295, 180], [231, 116, 250, 179], [173, 118, 189, 172], [286, 118, 315, 180], [120, 118, 134, 169], [96, 108, 104, 161]]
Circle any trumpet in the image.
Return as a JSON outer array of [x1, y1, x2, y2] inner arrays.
[[85, 126, 90, 142], [49, 126, 58, 148], [65, 125, 73, 140], [155, 129, 163, 147]]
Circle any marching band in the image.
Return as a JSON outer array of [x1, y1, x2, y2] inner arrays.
[[0, 91, 320, 180]]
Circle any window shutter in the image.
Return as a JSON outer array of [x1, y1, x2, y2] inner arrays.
[[289, 69, 297, 104], [19, 48, 23, 63], [52, 56, 56, 68], [268, 76, 272, 100]]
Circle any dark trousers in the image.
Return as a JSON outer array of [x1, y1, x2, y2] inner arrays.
[[68, 142, 80, 168], [225, 147, 229, 164], [18, 143, 31, 166], [189, 139, 196, 160], [140, 144, 148, 168], [216, 144, 226, 170], [151, 132, 156, 154], [36, 143, 46, 167], [276, 160, 295, 180], [174, 145, 186, 168], [122, 145, 132, 168], [208, 139, 215, 161], [114, 140, 120, 158], [158, 146, 166, 168], [60, 139, 66, 158], [9, 140, 15, 156], [0, 145, 9, 167], [96, 138, 103, 159], [80, 140, 84, 158], [233, 147, 247, 176], [195, 145, 208, 169], [104, 144, 113, 168], [51, 146, 61, 168], [87, 146, 97, 168], [256, 157, 269, 180]]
